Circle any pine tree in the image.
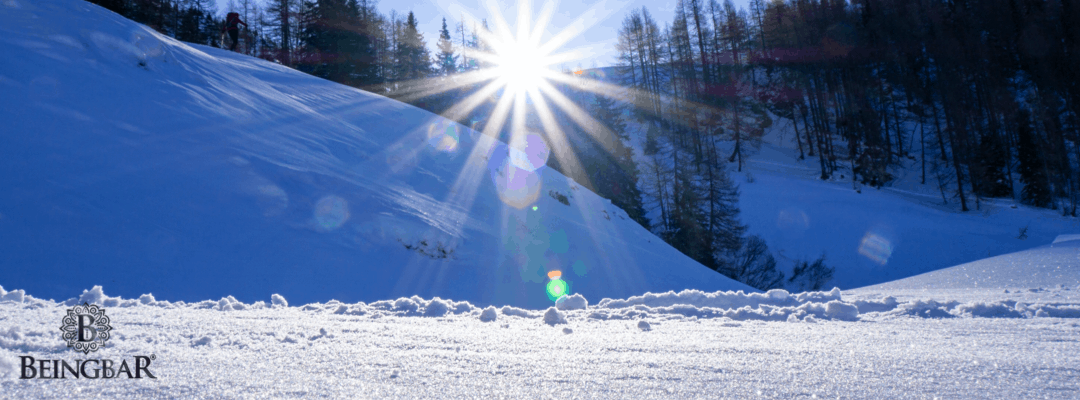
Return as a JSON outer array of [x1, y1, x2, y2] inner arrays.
[[299, 0, 351, 81], [436, 17, 457, 76], [975, 132, 1011, 198], [591, 94, 649, 227], [788, 256, 834, 292], [731, 235, 784, 290], [1016, 108, 1052, 207], [266, 0, 293, 66], [91, 0, 128, 15], [457, 16, 470, 71], [394, 12, 432, 80]]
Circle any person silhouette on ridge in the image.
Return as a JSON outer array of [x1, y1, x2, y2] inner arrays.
[[221, 12, 248, 52]]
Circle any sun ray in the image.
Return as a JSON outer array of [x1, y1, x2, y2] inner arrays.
[[534, 0, 628, 57], [439, 79, 507, 123], [534, 79, 626, 157], [544, 72, 719, 131], [383, 70, 502, 104], [516, 0, 531, 44], [483, 0, 517, 46], [525, 87, 594, 191], [529, 0, 557, 47], [480, 82, 519, 139]]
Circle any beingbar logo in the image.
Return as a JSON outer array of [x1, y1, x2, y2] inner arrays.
[[18, 302, 157, 380], [19, 356, 157, 380], [61, 303, 112, 354]]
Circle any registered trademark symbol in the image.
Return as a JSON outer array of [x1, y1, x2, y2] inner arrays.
[[151, 354, 156, 360]]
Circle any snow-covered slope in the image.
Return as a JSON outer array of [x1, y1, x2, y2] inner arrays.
[[739, 131, 1080, 288], [0, 0, 752, 309], [582, 66, 1080, 289], [853, 235, 1080, 297]]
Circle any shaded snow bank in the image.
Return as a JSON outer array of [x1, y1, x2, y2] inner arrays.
[[8, 285, 1080, 324]]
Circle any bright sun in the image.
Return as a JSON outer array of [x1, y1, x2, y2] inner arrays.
[[493, 41, 547, 90]]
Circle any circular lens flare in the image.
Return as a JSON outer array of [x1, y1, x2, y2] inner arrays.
[[509, 133, 550, 171], [489, 144, 542, 209], [427, 121, 460, 152], [546, 278, 568, 301], [314, 195, 349, 231], [858, 232, 893, 265]]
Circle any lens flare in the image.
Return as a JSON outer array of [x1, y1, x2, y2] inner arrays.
[[489, 144, 542, 209], [572, 260, 587, 276], [548, 229, 569, 254], [546, 277, 568, 301], [858, 232, 893, 265], [508, 132, 550, 171], [314, 195, 349, 231], [776, 208, 810, 231], [427, 121, 460, 152]]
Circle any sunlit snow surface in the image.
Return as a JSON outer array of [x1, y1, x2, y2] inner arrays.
[[2, 278, 1080, 397]]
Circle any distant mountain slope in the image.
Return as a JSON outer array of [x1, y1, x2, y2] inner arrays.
[[578, 66, 1080, 289], [0, 0, 752, 308]]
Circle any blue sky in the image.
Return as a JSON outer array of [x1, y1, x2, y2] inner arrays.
[[377, 0, 752, 69]]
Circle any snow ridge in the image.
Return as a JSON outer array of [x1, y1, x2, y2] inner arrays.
[[5, 285, 1078, 326]]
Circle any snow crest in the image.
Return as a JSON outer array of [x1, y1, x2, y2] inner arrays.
[[6, 286, 1080, 329]]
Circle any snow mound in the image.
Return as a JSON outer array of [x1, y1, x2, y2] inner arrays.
[[584, 288, 860, 322], [596, 287, 841, 309], [0, 285, 25, 303], [870, 297, 1080, 320], [853, 296, 899, 313], [555, 294, 588, 310], [502, 306, 540, 319], [479, 306, 498, 322], [543, 307, 567, 325], [424, 298, 450, 317], [271, 294, 289, 308]]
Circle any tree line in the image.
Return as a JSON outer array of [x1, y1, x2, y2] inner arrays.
[[84, 0, 482, 87], [618, 0, 1080, 214], [605, 0, 1080, 289]]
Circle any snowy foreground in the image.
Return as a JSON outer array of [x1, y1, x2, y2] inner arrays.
[[3, 273, 1080, 398], [6, 242, 1080, 397]]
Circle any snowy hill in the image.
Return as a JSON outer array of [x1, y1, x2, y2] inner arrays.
[[579, 66, 1080, 289], [853, 235, 1080, 294], [0, 0, 752, 309]]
